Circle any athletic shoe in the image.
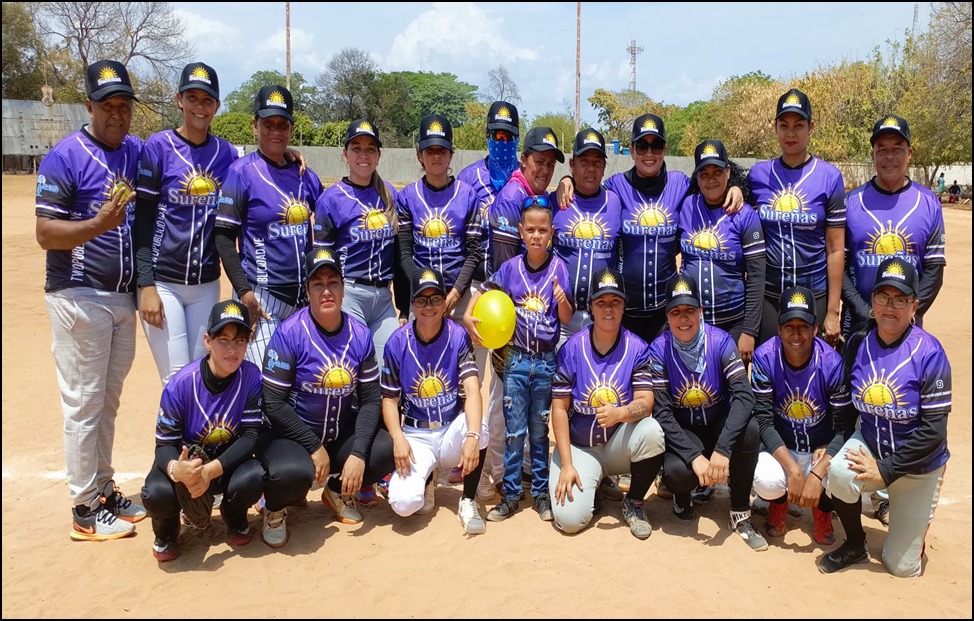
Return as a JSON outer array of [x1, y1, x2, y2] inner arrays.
[[152, 536, 179, 562], [534, 492, 554, 521], [672, 495, 696, 521], [598, 476, 624, 502], [322, 485, 363, 524], [416, 469, 438, 515], [752, 496, 805, 517], [376, 473, 391, 499], [476, 475, 497, 503], [654, 472, 673, 500], [356, 484, 379, 508], [212, 493, 223, 510], [875, 499, 890, 527], [730, 512, 769, 551], [227, 524, 253, 547], [262, 509, 288, 548], [813, 506, 835, 546], [691, 485, 715, 505], [71, 505, 135, 541], [457, 498, 486, 535], [616, 472, 632, 493], [486, 497, 519, 522], [766, 499, 788, 537], [621, 497, 652, 540], [100, 480, 146, 523], [447, 466, 464, 484], [818, 540, 870, 574]]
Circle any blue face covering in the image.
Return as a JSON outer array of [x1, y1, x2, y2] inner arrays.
[[487, 136, 520, 191]]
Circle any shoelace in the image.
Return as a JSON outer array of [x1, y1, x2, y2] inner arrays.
[[95, 507, 120, 526], [339, 494, 357, 509], [266, 510, 286, 528]]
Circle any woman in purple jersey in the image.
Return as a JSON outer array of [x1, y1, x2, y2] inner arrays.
[[141, 300, 266, 562], [820, 258, 951, 577]]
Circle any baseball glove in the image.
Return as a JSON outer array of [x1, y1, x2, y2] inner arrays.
[[175, 444, 215, 530]]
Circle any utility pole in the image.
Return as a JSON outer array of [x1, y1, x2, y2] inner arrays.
[[575, 2, 581, 134], [627, 37, 643, 92], [285, 1, 291, 90]]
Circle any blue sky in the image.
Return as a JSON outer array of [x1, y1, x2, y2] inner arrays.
[[173, 2, 930, 127]]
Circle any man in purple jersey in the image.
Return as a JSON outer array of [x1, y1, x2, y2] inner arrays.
[[36, 59, 147, 541], [140, 300, 265, 561], [649, 275, 767, 551], [821, 258, 951, 577], [751, 286, 853, 546]]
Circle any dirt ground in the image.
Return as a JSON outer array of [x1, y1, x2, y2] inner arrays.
[[2, 173, 971, 618]]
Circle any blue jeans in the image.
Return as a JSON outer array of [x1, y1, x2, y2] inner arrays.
[[501, 347, 556, 499]]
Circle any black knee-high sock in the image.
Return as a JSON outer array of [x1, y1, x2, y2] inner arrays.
[[817, 489, 834, 513], [832, 495, 865, 546], [462, 448, 488, 500], [626, 454, 664, 501]]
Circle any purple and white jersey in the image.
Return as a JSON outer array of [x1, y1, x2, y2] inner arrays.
[[137, 130, 238, 285], [749, 157, 846, 295], [845, 180, 946, 301], [552, 188, 622, 311], [154, 357, 264, 457], [262, 309, 378, 443], [313, 179, 398, 283], [486, 180, 532, 277], [35, 129, 143, 293], [457, 158, 497, 282], [485, 254, 572, 353], [649, 323, 746, 428], [751, 336, 849, 453], [553, 327, 653, 447], [396, 178, 480, 289], [380, 319, 477, 425], [851, 326, 951, 473], [215, 153, 322, 290], [608, 171, 688, 312], [678, 197, 765, 328]]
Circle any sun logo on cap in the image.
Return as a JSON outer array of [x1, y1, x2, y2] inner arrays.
[[496, 106, 512, 120], [880, 117, 901, 129], [223, 303, 244, 319], [856, 371, 904, 410], [180, 166, 219, 196], [690, 227, 723, 251], [701, 143, 719, 158], [642, 118, 658, 132], [99, 66, 119, 81], [357, 121, 375, 134], [770, 187, 806, 213], [278, 196, 310, 225], [882, 262, 906, 278], [569, 213, 606, 240], [421, 209, 451, 239], [586, 376, 623, 407], [677, 379, 717, 409], [519, 289, 548, 314], [412, 366, 451, 400], [544, 132, 558, 146], [867, 222, 913, 257], [635, 203, 670, 228], [584, 131, 600, 143], [599, 272, 617, 288], [788, 291, 808, 309], [427, 120, 444, 135], [198, 414, 236, 447], [315, 249, 334, 262], [784, 93, 802, 107], [419, 269, 438, 284], [673, 279, 693, 296], [781, 387, 819, 421], [190, 66, 209, 81], [268, 91, 286, 105], [316, 358, 356, 393], [362, 208, 389, 230]]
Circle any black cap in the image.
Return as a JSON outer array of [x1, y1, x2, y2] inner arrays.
[[254, 85, 293, 123], [632, 113, 666, 143], [418, 114, 453, 151], [344, 119, 382, 148], [870, 115, 911, 146], [589, 268, 627, 304], [573, 128, 606, 158], [692, 139, 730, 176], [85, 60, 136, 102], [775, 88, 811, 121], [665, 274, 702, 312], [411, 268, 447, 301], [487, 101, 519, 136], [179, 62, 220, 100], [778, 286, 817, 325], [305, 247, 342, 282], [872, 257, 918, 297], [522, 127, 565, 163], [207, 300, 251, 336]]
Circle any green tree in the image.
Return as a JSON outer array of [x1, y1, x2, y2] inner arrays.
[[223, 70, 315, 117], [392, 71, 478, 126], [529, 112, 577, 157], [314, 47, 377, 122], [210, 112, 254, 145], [2, 2, 46, 100], [665, 101, 714, 157], [314, 121, 348, 148], [707, 71, 782, 158], [453, 101, 490, 151], [587, 89, 663, 144], [363, 73, 416, 147]]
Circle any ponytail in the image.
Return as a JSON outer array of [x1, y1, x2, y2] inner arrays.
[[372, 171, 396, 229]]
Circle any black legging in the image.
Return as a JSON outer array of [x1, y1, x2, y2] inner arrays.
[[141, 444, 265, 540], [257, 428, 396, 512], [661, 417, 760, 512], [622, 308, 668, 345]]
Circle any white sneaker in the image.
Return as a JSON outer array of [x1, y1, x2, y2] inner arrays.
[[322, 485, 363, 524], [100, 480, 147, 523], [262, 509, 288, 548], [71, 505, 136, 541], [416, 468, 438, 515], [476, 474, 497, 503], [458, 497, 486, 535]]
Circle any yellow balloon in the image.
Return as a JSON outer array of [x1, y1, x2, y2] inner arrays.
[[472, 290, 516, 350]]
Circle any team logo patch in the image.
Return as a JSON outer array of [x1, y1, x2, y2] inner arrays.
[[420, 209, 452, 239], [412, 366, 451, 400], [700, 143, 719, 159], [787, 291, 809, 310], [180, 166, 219, 196], [494, 106, 513, 122], [362, 208, 389, 230], [278, 196, 310, 225], [880, 117, 902, 131], [672, 279, 693, 297], [568, 213, 607, 240], [634, 203, 670, 227], [97, 66, 122, 86], [315, 359, 356, 394], [543, 132, 558, 147], [221, 303, 244, 320], [881, 262, 906, 280], [583, 131, 601, 146], [189, 66, 211, 84], [641, 118, 659, 133], [677, 379, 717, 409], [198, 414, 237, 446], [689, 227, 723, 251], [770, 188, 806, 213], [266, 91, 287, 108], [782, 93, 803, 110], [419, 269, 438, 285], [598, 271, 617, 289], [585, 377, 623, 407], [354, 121, 376, 136], [780, 387, 820, 422], [426, 120, 446, 137], [867, 222, 913, 256]]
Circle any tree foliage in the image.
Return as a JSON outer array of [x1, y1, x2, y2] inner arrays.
[[210, 112, 254, 145], [222, 70, 314, 116], [587, 89, 664, 145], [530, 112, 577, 157], [705, 71, 781, 158], [391, 71, 478, 126], [314, 48, 378, 122], [2, 2, 46, 100]]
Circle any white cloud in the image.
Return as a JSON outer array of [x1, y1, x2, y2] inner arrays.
[[253, 28, 329, 80], [174, 9, 242, 55], [653, 73, 726, 107]]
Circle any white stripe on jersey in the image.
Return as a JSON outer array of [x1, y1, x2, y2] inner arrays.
[[769, 158, 818, 293], [192, 365, 244, 428], [858, 189, 922, 232]]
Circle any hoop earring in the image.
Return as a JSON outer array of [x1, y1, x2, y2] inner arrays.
[[868, 309, 875, 319]]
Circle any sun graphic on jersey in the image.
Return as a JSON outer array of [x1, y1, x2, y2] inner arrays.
[[855, 370, 906, 410], [634, 202, 670, 227], [101, 173, 134, 205], [179, 166, 219, 196], [519, 288, 548, 314], [770, 187, 807, 213], [585, 376, 624, 408], [780, 387, 820, 422], [315, 358, 356, 391], [867, 222, 914, 257], [568, 213, 606, 239], [278, 196, 310, 224], [641, 118, 658, 133], [190, 66, 210, 81], [411, 366, 452, 400], [197, 413, 237, 446], [361, 207, 389, 230], [420, 209, 453, 239], [677, 379, 718, 409], [99, 67, 119, 82], [689, 226, 724, 251]]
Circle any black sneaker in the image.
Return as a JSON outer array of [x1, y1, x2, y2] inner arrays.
[[534, 493, 553, 521], [486, 497, 519, 522], [672, 496, 696, 521], [691, 485, 715, 505], [818, 541, 870, 574], [598, 476, 625, 502]]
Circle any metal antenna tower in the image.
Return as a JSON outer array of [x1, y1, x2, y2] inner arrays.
[[627, 37, 644, 92]]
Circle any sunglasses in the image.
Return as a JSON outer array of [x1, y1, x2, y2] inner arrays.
[[489, 130, 515, 142], [413, 294, 445, 308], [521, 195, 551, 210], [633, 140, 666, 155]]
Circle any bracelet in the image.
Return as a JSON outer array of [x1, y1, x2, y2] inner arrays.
[[465, 432, 481, 440], [810, 470, 824, 482], [167, 460, 177, 482]]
